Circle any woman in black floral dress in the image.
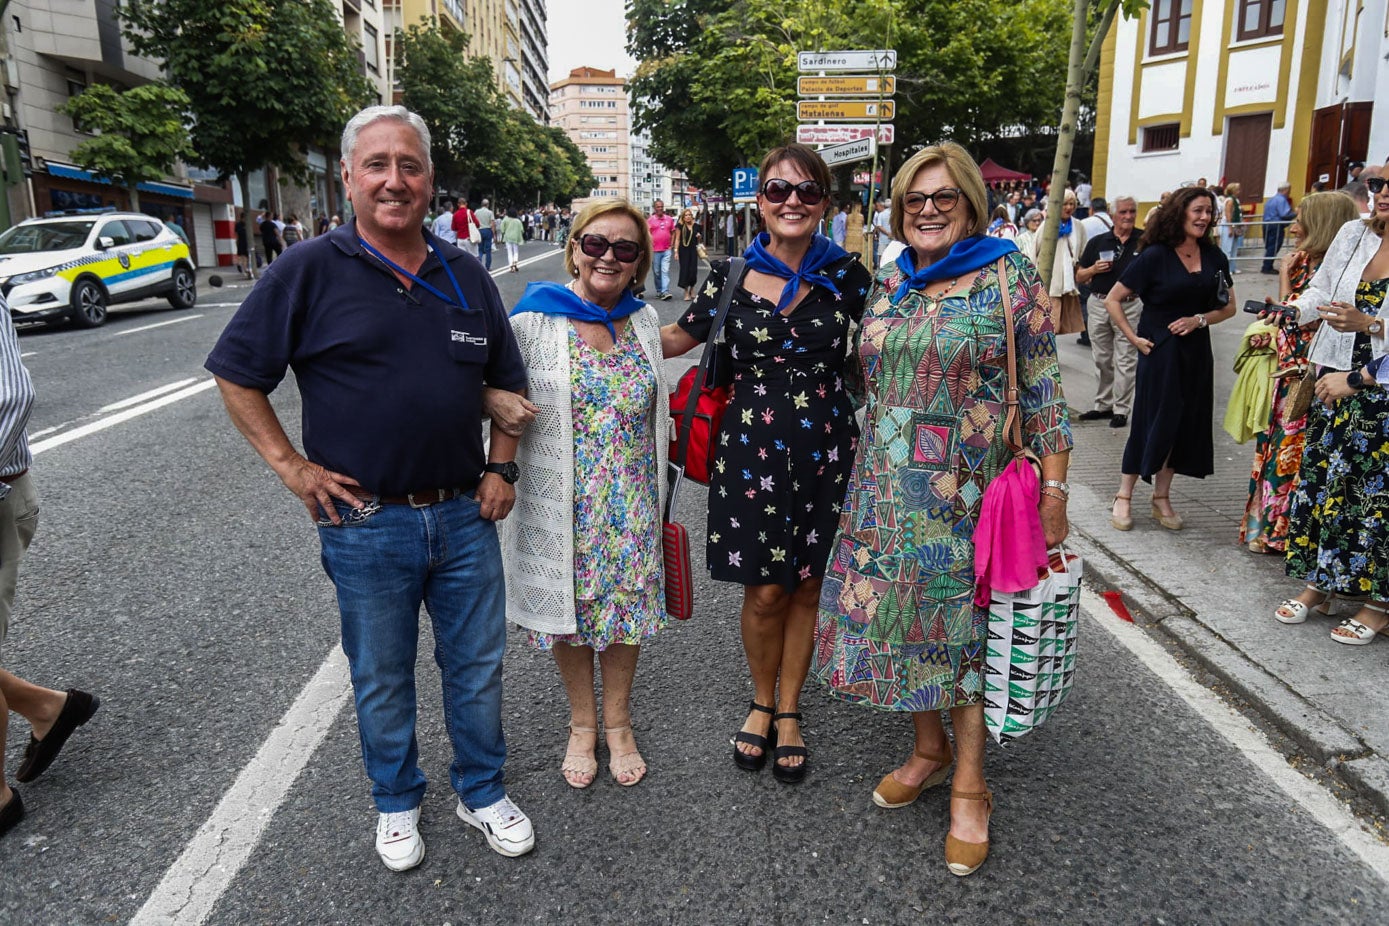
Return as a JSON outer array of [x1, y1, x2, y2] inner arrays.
[[662, 144, 871, 782]]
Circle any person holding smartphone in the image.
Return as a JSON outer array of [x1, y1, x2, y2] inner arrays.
[[1075, 195, 1142, 429], [1273, 179, 1389, 644]]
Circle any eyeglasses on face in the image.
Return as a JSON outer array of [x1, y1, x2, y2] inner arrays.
[[577, 233, 641, 263], [902, 188, 963, 214], [760, 178, 826, 206], [1367, 177, 1388, 194]]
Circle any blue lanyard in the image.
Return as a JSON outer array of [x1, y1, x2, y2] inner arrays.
[[358, 234, 470, 311]]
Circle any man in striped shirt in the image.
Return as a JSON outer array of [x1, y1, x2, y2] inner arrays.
[[0, 301, 100, 838]]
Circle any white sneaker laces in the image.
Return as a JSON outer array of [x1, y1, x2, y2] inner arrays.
[[380, 809, 417, 842]]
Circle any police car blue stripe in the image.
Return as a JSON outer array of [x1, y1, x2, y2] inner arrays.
[[101, 259, 178, 287]]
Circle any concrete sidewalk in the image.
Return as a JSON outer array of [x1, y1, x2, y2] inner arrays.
[[1056, 268, 1389, 824]]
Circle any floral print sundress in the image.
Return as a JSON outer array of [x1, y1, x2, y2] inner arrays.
[[1285, 277, 1389, 599], [529, 324, 667, 651]]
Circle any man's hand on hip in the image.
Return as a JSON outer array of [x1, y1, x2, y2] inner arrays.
[[280, 456, 363, 524], [476, 473, 515, 521]]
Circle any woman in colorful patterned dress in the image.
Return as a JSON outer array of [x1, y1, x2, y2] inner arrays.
[[1244, 192, 1360, 553], [661, 144, 871, 783], [813, 144, 1072, 876], [503, 201, 668, 788], [1274, 181, 1389, 643]]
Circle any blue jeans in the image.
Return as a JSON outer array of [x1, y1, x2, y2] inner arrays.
[[318, 495, 507, 813], [479, 229, 494, 270], [652, 249, 672, 294], [1262, 224, 1284, 272]]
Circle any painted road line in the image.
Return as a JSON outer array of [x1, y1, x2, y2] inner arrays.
[[99, 378, 201, 413], [1080, 588, 1389, 883], [30, 379, 217, 456], [20, 351, 35, 358], [113, 314, 203, 336], [490, 247, 562, 278], [129, 646, 353, 926]]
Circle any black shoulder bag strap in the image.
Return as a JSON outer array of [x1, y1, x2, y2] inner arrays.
[[667, 257, 746, 517]]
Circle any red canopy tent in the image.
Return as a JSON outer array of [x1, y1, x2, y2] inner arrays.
[[978, 158, 1032, 183]]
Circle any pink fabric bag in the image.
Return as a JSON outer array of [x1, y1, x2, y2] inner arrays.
[[973, 257, 1048, 606]]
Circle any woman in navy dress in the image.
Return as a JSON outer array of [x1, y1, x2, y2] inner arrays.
[[661, 144, 870, 782], [1104, 187, 1237, 530]]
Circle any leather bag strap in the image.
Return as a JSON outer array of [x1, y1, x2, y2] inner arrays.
[[668, 258, 745, 511], [997, 256, 1025, 456]]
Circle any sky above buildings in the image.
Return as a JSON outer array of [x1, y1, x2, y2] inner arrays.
[[547, 0, 637, 83]]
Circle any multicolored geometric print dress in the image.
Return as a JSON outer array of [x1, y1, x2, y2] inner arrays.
[[530, 324, 667, 651], [1285, 277, 1389, 600], [1241, 252, 1320, 552], [677, 255, 872, 589], [813, 252, 1072, 712]]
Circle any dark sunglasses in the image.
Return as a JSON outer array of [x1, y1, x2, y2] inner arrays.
[[902, 188, 963, 214], [577, 234, 641, 263], [761, 178, 826, 206], [1367, 177, 1388, 194]]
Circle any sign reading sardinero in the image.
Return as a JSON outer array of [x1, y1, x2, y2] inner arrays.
[[798, 49, 897, 72], [796, 124, 895, 145]]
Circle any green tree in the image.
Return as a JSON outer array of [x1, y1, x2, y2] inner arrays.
[[1035, 0, 1147, 290], [61, 83, 193, 212], [393, 20, 507, 195], [628, 0, 1075, 190], [120, 0, 373, 258]]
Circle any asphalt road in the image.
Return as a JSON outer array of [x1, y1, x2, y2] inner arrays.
[[2, 241, 1388, 925]]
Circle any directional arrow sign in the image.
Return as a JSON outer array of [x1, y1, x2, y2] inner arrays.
[[798, 50, 897, 72], [798, 75, 896, 97], [797, 100, 894, 121], [817, 136, 877, 168], [796, 124, 895, 145]]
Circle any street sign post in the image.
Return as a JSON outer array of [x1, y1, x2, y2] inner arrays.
[[796, 124, 895, 146], [797, 50, 897, 72], [732, 166, 759, 204], [797, 75, 896, 97], [797, 100, 894, 121], [818, 136, 876, 168]]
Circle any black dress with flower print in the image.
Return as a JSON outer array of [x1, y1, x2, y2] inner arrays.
[[677, 254, 872, 588]]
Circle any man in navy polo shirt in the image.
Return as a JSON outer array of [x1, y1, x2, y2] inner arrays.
[[205, 105, 533, 872]]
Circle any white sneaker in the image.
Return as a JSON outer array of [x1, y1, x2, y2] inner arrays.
[[456, 794, 535, 857], [375, 806, 425, 871]]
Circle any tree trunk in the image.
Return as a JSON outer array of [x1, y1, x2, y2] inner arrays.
[[1036, 0, 1092, 294], [129, 187, 141, 213], [239, 171, 258, 280]]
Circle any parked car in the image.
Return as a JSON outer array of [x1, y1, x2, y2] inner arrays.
[[0, 211, 197, 328]]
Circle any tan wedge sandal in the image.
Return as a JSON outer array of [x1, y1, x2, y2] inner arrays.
[[1151, 495, 1184, 530], [1110, 494, 1133, 531], [872, 741, 954, 809], [944, 788, 995, 877]]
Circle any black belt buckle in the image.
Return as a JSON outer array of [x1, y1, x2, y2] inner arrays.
[[407, 489, 451, 508]]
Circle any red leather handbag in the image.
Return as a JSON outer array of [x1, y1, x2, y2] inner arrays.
[[664, 257, 745, 619]]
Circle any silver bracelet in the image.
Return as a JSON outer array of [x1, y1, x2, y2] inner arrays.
[[1042, 479, 1070, 497]]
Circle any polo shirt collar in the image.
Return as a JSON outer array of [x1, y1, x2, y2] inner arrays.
[[330, 216, 468, 271]]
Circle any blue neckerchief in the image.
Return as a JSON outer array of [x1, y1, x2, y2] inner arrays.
[[358, 233, 469, 310], [987, 217, 1004, 233], [1057, 217, 1073, 237], [741, 232, 848, 312], [510, 280, 644, 340], [891, 235, 1019, 303]]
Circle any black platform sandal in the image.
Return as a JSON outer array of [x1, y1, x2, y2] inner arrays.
[[771, 711, 808, 783], [732, 702, 775, 771]]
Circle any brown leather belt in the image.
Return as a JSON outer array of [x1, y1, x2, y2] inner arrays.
[[350, 486, 473, 508]]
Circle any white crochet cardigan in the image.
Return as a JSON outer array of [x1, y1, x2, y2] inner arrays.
[[500, 306, 669, 635], [1293, 219, 1389, 370]]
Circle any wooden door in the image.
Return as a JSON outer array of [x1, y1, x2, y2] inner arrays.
[[1306, 105, 1342, 190], [1224, 113, 1272, 208]]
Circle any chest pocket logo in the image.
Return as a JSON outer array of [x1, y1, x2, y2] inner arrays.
[[451, 331, 487, 346]]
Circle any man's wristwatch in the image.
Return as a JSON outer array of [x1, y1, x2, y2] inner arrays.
[[1347, 371, 1367, 391], [1369, 320, 1384, 336], [484, 461, 520, 484]]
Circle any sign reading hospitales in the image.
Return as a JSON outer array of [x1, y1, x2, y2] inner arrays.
[[797, 100, 894, 121], [818, 136, 877, 168], [732, 166, 759, 204], [797, 75, 896, 96], [796, 124, 896, 146], [797, 50, 897, 72]]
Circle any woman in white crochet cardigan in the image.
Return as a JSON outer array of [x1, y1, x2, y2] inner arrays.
[[502, 201, 669, 788]]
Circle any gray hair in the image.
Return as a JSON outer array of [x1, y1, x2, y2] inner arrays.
[[341, 105, 432, 171], [1023, 208, 1044, 223], [1110, 194, 1138, 209]]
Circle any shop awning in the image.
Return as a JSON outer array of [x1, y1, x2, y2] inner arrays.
[[44, 162, 195, 199]]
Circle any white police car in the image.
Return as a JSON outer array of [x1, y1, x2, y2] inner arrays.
[[0, 211, 197, 328]]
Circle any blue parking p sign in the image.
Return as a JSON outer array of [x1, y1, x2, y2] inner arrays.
[[732, 167, 759, 203]]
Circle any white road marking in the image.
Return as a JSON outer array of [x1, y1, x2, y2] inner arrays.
[[1081, 588, 1389, 881], [30, 379, 217, 455], [113, 314, 203, 336], [20, 351, 35, 358], [99, 378, 200, 412], [129, 646, 352, 926], [489, 247, 562, 277], [27, 425, 58, 439]]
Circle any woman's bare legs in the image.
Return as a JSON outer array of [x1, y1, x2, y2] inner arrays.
[[885, 710, 953, 788], [1112, 472, 1140, 522], [947, 703, 990, 843], [598, 644, 645, 784], [552, 644, 598, 787]]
